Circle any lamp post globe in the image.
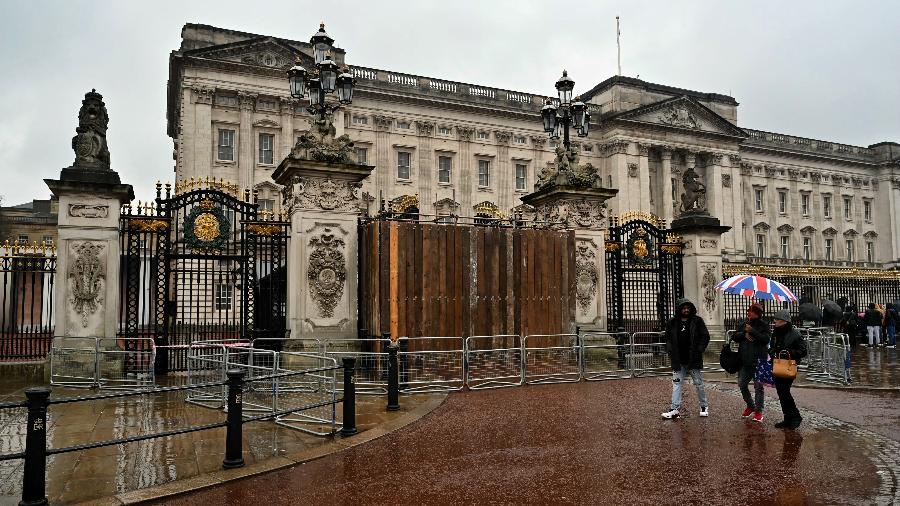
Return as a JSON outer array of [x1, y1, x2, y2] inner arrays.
[[318, 55, 339, 93], [541, 100, 558, 133], [287, 62, 307, 99], [555, 70, 575, 106], [571, 98, 586, 130], [336, 70, 355, 104], [310, 23, 334, 64]]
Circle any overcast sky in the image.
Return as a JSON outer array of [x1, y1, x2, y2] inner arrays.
[[1, 0, 898, 204]]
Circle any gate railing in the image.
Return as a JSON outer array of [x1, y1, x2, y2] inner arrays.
[[0, 243, 56, 361]]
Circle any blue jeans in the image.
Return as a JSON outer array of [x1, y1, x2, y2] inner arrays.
[[670, 366, 708, 411], [887, 324, 896, 346]]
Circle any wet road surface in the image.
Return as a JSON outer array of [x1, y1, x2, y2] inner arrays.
[[161, 379, 893, 506]]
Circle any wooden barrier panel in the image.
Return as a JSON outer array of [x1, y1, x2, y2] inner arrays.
[[358, 221, 575, 343]]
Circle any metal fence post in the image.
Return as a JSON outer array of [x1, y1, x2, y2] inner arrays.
[[386, 336, 400, 411], [222, 369, 245, 469], [341, 357, 358, 436], [20, 387, 50, 506]]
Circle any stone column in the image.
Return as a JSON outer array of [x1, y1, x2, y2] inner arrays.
[[606, 140, 630, 215], [189, 86, 214, 179], [274, 158, 374, 340], [416, 121, 435, 215], [705, 153, 724, 221], [456, 126, 474, 214], [45, 90, 134, 340], [660, 147, 674, 224], [670, 216, 731, 338], [637, 142, 651, 213], [495, 131, 512, 211], [522, 184, 618, 330], [279, 97, 296, 162], [373, 115, 394, 208], [237, 91, 257, 190]]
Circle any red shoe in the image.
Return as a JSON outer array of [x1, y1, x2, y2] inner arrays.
[[753, 411, 765, 422], [741, 407, 755, 418]]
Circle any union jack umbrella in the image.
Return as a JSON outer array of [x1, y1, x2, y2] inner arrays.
[[715, 275, 799, 303]]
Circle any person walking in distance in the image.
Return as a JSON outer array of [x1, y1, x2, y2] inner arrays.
[[661, 298, 711, 419], [731, 303, 771, 422], [864, 303, 882, 348], [887, 303, 899, 349], [770, 310, 808, 429]]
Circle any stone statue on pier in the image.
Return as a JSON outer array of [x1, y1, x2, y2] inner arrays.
[[679, 167, 707, 215], [71, 89, 111, 170]]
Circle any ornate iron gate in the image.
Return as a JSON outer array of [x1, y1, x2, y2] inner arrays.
[[605, 213, 684, 333], [119, 181, 290, 372]]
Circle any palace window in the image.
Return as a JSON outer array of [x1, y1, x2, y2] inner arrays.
[[823, 194, 832, 218], [864, 200, 872, 222], [438, 156, 452, 184], [258, 199, 274, 212], [438, 126, 452, 135], [17, 235, 28, 243], [218, 129, 235, 161], [754, 189, 764, 212], [825, 239, 834, 260], [42, 236, 53, 245], [778, 191, 787, 214], [866, 241, 875, 263], [215, 284, 232, 311], [801, 194, 810, 216], [477, 131, 489, 140], [397, 121, 410, 130], [397, 151, 411, 180], [257, 99, 277, 111], [258, 133, 274, 164], [478, 160, 491, 187], [780, 236, 790, 258], [843, 197, 852, 220], [356, 147, 368, 165], [755, 234, 766, 258], [846, 239, 855, 261], [352, 115, 368, 125], [802, 237, 811, 261], [514, 136, 527, 145], [515, 164, 527, 190]]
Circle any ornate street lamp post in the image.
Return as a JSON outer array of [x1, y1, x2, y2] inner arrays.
[[540, 70, 590, 151], [287, 23, 356, 121]]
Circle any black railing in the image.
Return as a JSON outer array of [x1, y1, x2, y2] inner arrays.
[[0, 247, 56, 361], [0, 359, 356, 506]]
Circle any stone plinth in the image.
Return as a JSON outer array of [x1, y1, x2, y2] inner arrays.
[[670, 214, 731, 337], [521, 184, 618, 329], [273, 157, 374, 340], [45, 178, 133, 339]]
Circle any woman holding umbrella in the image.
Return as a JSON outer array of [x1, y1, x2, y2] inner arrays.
[[716, 275, 799, 423]]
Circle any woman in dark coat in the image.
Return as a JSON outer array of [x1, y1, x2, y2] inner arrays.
[[730, 303, 770, 421], [770, 309, 808, 429]]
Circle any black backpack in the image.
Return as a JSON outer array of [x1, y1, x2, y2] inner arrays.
[[719, 340, 742, 374]]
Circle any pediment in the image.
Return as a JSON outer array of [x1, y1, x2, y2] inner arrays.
[[434, 197, 460, 209], [253, 118, 280, 128], [776, 224, 794, 233], [800, 226, 817, 235], [185, 37, 310, 70], [753, 222, 770, 232], [843, 228, 858, 238], [613, 95, 748, 138], [864, 231, 878, 239], [253, 181, 280, 192], [822, 227, 838, 237]]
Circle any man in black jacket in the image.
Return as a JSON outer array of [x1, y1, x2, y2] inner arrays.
[[864, 303, 882, 347], [661, 298, 711, 419]]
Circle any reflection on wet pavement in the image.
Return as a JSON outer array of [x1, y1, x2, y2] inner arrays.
[[0, 374, 439, 505], [162, 379, 897, 506]]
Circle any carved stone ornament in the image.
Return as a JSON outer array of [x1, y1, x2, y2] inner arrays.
[[536, 199, 608, 229], [69, 241, 105, 328], [184, 199, 230, 251], [307, 230, 347, 318], [575, 241, 599, 316], [534, 145, 602, 191], [237, 91, 258, 110], [69, 204, 109, 219], [529, 136, 546, 149], [192, 86, 214, 105], [292, 112, 356, 164], [739, 163, 753, 176], [700, 239, 718, 249], [494, 131, 512, 144], [810, 171, 822, 183], [71, 89, 111, 170], [729, 154, 742, 165], [638, 143, 651, 157], [722, 174, 732, 188], [415, 120, 434, 137], [286, 176, 362, 212], [658, 103, 700, 129], [373, 115, 394, 131], [627, 162, 639, 178], [679, 167, 708, 215], [701, 263, 718, 313], [456, 126, 475, 141]]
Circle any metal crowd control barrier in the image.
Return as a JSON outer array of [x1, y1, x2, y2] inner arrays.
[[804, 332, 851, 385], [275, 353, 339, 436], [321, 338, 389, 394], [397, 337, 465, 393], [226, 347, 279, 414], [628, 332, 670, 377], [580, 332, 631, 380], [50, 337, 156, 390], [465, 335, 523, 389], [523, 334, 580, 384]]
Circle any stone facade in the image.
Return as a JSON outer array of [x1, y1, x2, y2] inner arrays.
[[167, 23, 900, 271], [0, 199, 59, 246]]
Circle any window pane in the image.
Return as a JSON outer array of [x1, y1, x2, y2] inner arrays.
[[515, 164, 526, 190], [356, 147, 368, 165], [218, 129, 234, 161], [258, 133, 274, 164], [398, 152, 410, 179], [478, 160, 490, 187], [438, 156, 451, 183]]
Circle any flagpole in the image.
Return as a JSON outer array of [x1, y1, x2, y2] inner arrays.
[[616, 16, 621, 76]]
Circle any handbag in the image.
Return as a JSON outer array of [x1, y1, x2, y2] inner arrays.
[[719, 340, 742, 374], [754, 356, 774, 386], [772, 350, 798, 379]]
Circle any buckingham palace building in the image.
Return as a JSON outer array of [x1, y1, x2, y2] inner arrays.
[[166, 23, 900, 309]]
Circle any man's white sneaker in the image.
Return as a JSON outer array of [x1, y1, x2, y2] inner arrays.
[[700, 407, 709, 417], [661, 409, 680, 419]]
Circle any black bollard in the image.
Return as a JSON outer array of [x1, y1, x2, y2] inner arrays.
[[340, 357, 358, 436], [20, 387, 50, 506], [222, 369, 245, 469], [386, 335, 400, 411]]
